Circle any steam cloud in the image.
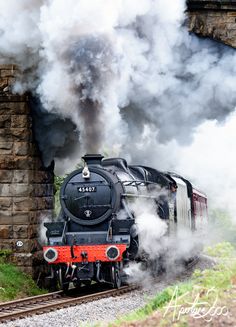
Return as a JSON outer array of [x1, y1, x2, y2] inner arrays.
[[124, 196, 206, 285], [129, 198, 167, 259], [0, 1, 236, 215]]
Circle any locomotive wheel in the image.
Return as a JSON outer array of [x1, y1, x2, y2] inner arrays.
[[58, 268, 70, 292], [112, 263, 121, 289]]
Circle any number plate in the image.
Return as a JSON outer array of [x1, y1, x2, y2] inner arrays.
[[78, 186, 97, 193]]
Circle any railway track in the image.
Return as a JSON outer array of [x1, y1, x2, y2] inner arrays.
[[0, 257, 200, 324], [0, 285, 138, 324]]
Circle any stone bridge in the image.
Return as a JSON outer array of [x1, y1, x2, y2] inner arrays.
[[0, 65, 54, 277], [187, 0, 236, 47]]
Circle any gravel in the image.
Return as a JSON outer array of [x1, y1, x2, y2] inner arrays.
[[3, 255, 216, 327]]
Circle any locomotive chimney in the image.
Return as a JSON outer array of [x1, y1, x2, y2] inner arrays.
[[82, 154, 104, 166]]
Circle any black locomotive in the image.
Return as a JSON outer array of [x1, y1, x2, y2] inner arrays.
[[43, 154, 207, 290]]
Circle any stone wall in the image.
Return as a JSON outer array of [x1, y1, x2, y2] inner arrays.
[[187, 0, 236, 48], [0, 64, 54, 277]]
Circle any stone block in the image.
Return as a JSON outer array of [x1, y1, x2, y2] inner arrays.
[[13, 142, 29, 156], [226, 23, 236, 30], [34, 184, 54, 197], [28, 224, 38, 239], [0, 102, 29, 115], [10, 183, 32, 197], [37, 197, 54, 210], [0, 210, 13, 225], [0, 183, 32, 197], [0, 156, 14, 169], [0, 129, 13, 142], [29, 212, 39, 225], [0, 170, 13, 183], [0, 64, 17, 71], [2, 156, 33, 170], [13, 170, 29, 183], [0, 148, 12, 155], [0, 141, 13, 155], [30, 170, 54, 184], [13, 197, 37, 211], [0, 115, 11, 128], [13, 225, 28, 239], [0, 69, 15, 78], [207, 12, 222, 17], [0, 95, 28, 103], [0, 239, 14, 251], [0, 184, 11, 197], [0, 78, 8, 91], [15, 156, 34, 170], [0, 197, 12, 210], [0, 128, 31, 142], [11, 115, 29, 129], [227, 12, 236, 17], [11, 128, 31, 141], [12, 212, 30, 224], [0, 225, 13, 238]]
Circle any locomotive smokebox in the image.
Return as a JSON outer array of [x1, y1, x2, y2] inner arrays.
[[82, 154, 104, 166]]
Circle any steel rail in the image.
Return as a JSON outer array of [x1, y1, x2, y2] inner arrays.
[[0, 290, 63, 311], [0, 285, 138, 323]]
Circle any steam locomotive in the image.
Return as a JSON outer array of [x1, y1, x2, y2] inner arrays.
[[43, 154, 207, 290]]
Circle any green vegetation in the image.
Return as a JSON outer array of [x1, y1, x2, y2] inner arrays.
[[204, 241, 235, 257], [0, 249, 12, 263], [113, 242, 236, 326], [0, 251, 45, 302]]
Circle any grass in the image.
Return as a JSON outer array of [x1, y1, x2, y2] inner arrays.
[[0, 251, 46, 302], [112, 242, 236, 326]]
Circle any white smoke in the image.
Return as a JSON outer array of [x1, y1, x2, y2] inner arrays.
[[0, 0, 236, 168], [1, 2, 236, 226], [124, 196, 168, 285], [175, 112, 236, 219], [129, 197, 168, 259], [38, 214, 51, 245], [124, 262, 152, 287], [124, 196, 206, 285]]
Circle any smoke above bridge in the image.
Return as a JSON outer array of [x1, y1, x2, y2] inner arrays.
[[0, 0, 236, 215]]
